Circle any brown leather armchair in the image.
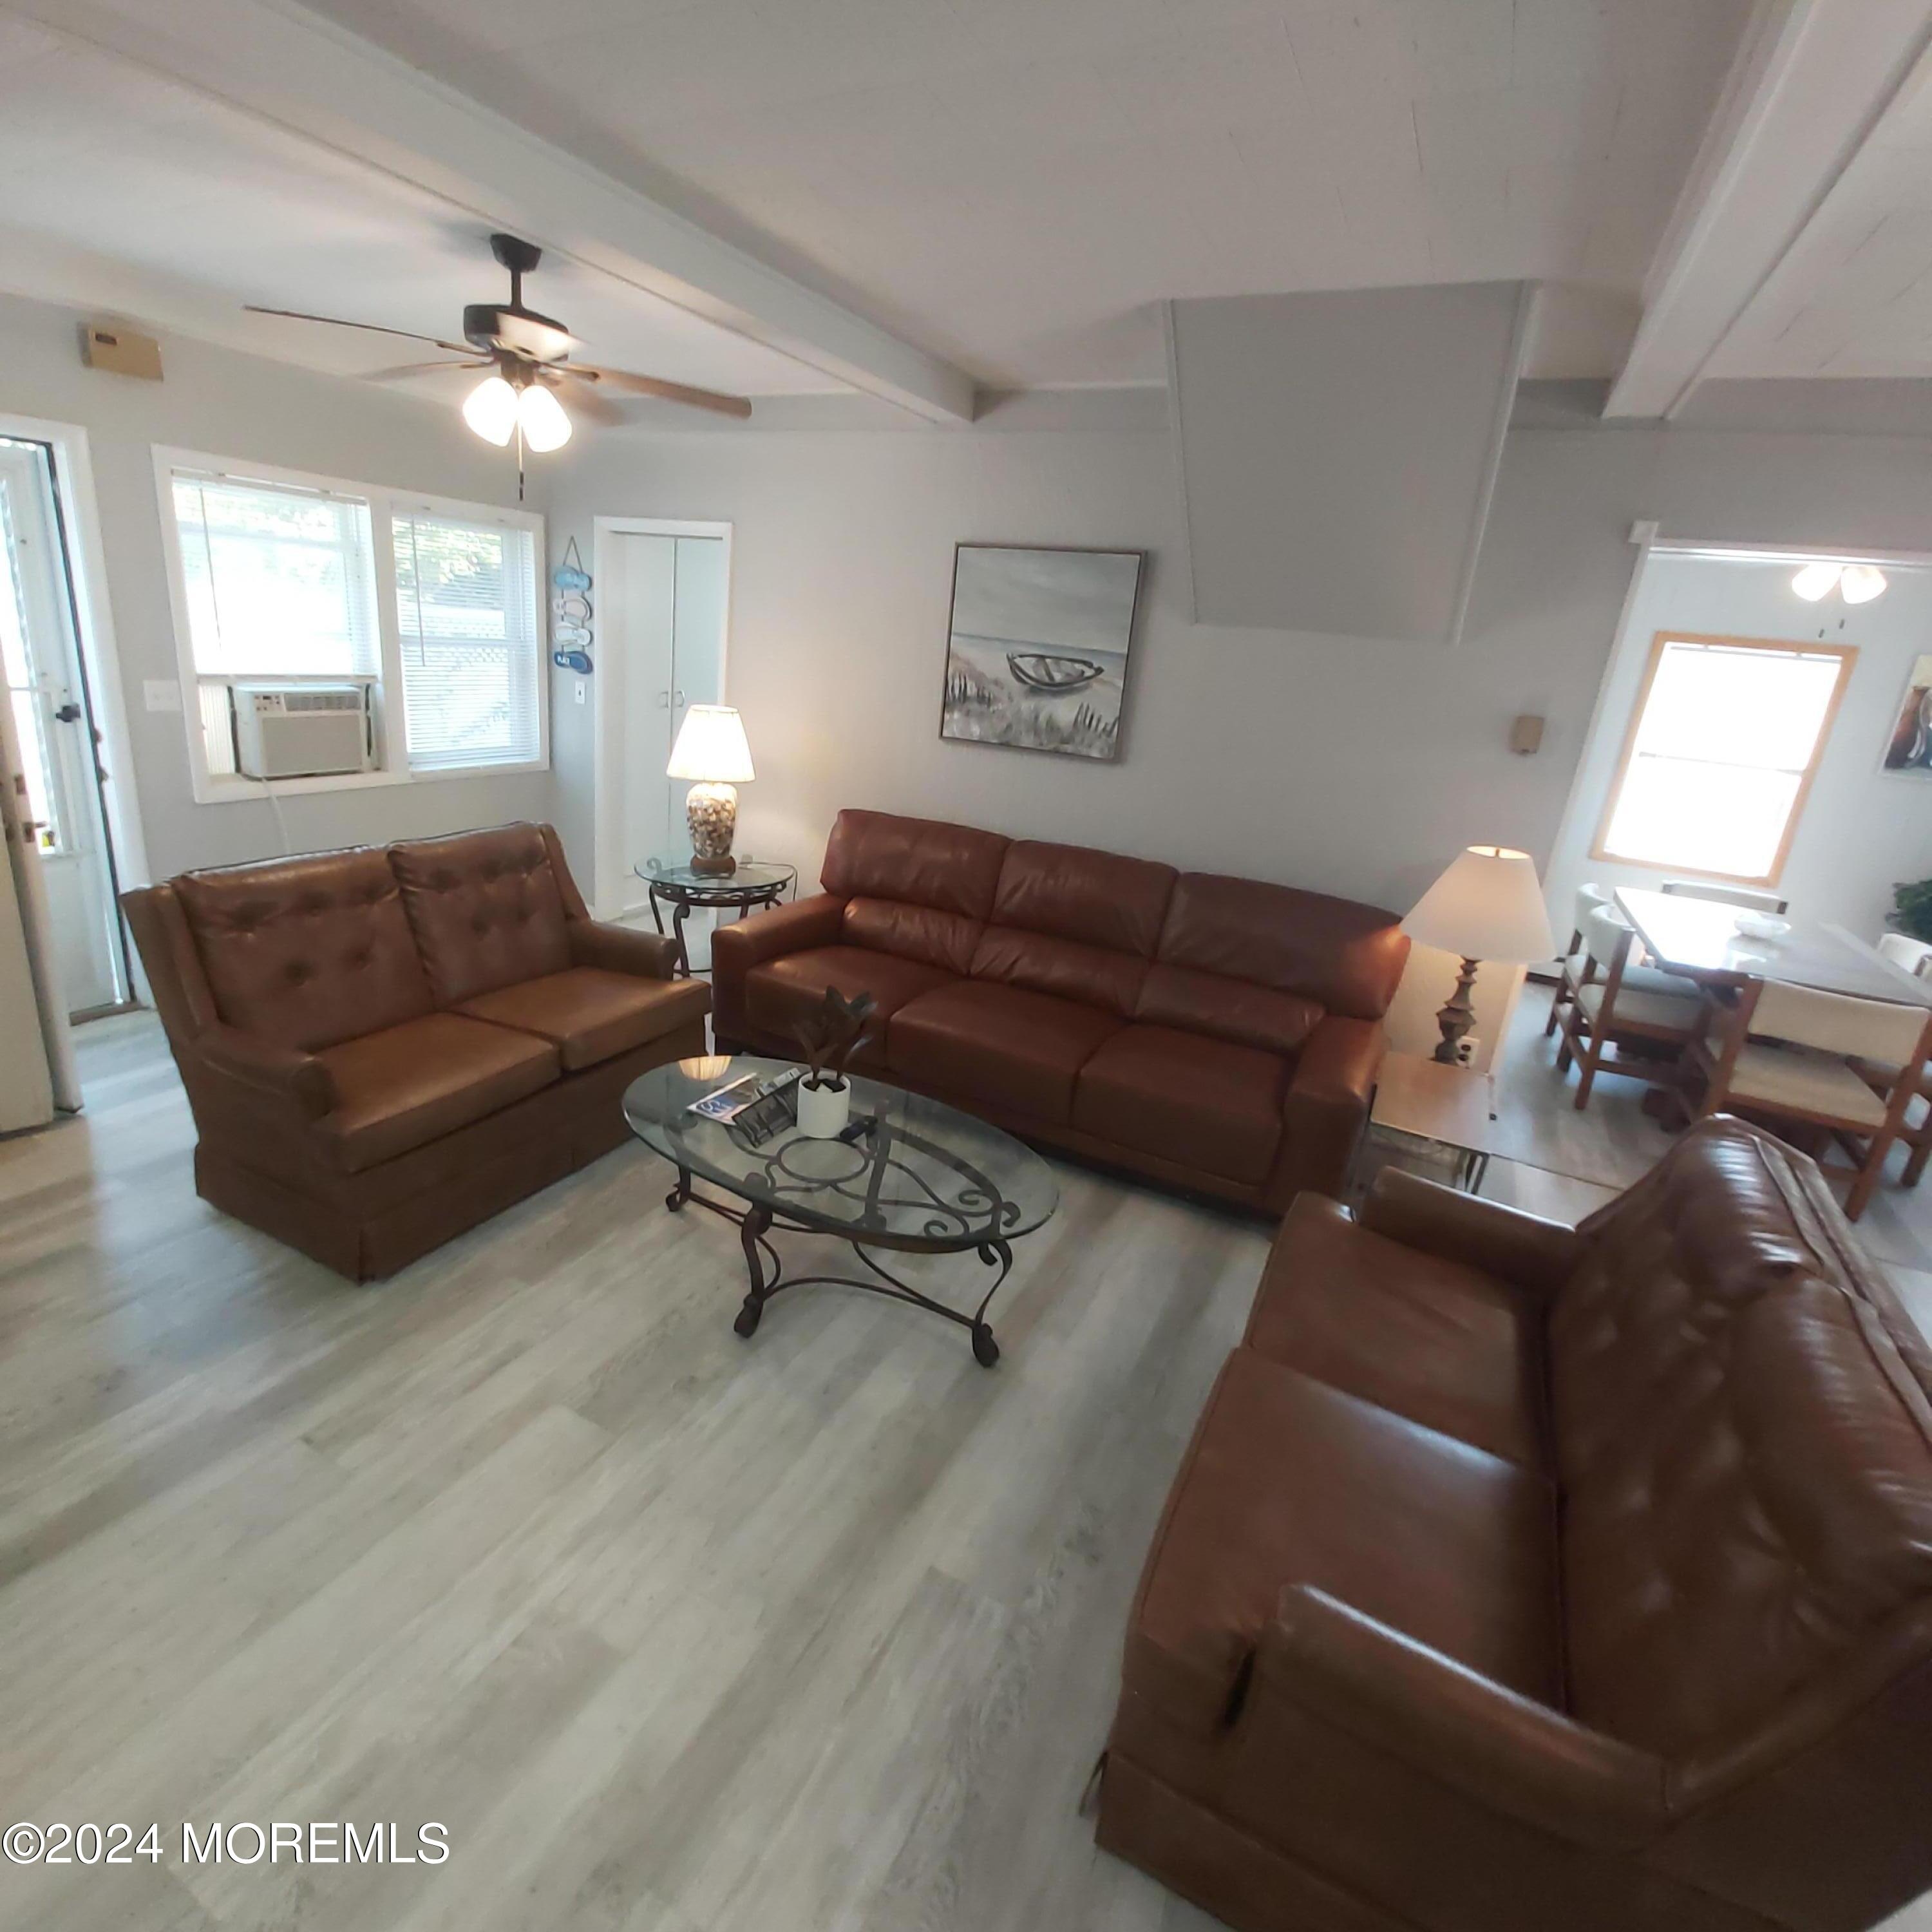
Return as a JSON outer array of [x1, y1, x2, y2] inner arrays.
[[712, 810, 1410, 1212], [1099, 1117, 1932, 1932], [124, 822, 709, 1279]]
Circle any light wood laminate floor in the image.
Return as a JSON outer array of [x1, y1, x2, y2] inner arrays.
[[4, 1007, 1930, 1932]]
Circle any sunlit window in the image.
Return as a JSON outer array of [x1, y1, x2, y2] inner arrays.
[[1594, 633, 1855, 885]]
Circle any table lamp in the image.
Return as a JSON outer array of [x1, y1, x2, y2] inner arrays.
[[667, 705, 755, 876], [1402, 845, 1555, 1065]]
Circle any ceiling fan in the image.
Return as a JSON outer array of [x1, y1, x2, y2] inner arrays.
[[246, 232, 753, 459]]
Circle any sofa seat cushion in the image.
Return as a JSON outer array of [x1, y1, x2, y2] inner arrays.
[[1073, 1025, 1283, 1184], [1126, 1350, 1559, 1734], [889, 980, 1122, 1122], [746, 947, 958, 1059], [457, 969, 708, 1072], [1244, 1193, 1545, 1467], [317, 1013, 560, 1172]]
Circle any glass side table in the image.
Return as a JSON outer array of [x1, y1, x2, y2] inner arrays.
[[1356, 1052, 1498, 1197], [634, 857, 797, 978]]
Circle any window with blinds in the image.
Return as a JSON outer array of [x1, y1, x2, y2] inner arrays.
[[171, 473, 379, 677], [393, 513, 542, 772], [160, 454, 546, 797]]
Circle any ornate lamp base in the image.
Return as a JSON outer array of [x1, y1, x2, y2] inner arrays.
[[1432, 954, 1482, 1065], [686, 780, 738, 875]]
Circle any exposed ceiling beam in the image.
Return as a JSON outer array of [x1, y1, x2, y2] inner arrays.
[[8, 0, 979, 422], [1605, 0, 1932, 420]]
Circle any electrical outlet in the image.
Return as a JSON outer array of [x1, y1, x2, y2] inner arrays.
[[573, 680, 587, 706], [1455, 1035, 1481, 1068]]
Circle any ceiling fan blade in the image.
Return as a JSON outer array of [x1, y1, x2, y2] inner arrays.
[[245, 305, 476, 357], [547, 375, 625, 426], [362, 359, 493, 382], [571, 363, 753, 419]]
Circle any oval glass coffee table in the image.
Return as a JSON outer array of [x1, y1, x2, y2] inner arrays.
[[623, 1056, 1059, 1365]]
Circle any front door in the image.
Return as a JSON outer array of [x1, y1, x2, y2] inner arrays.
[[0, 438, 127, 1016]]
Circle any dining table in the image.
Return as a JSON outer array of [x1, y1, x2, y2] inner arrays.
[[1613, 887, 1932, 1008]]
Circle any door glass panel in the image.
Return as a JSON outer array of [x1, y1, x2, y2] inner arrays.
[[0, 471, 60, 852]]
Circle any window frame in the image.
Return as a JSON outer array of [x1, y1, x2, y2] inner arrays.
[[1591, 629, 1857, 888], [153, 446, 547, 804]]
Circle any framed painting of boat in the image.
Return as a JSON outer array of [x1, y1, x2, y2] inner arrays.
[[940, 544, 1146, 761]]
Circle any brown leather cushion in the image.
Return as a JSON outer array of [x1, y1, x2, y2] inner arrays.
[[990, 840, 1177, 955], [457, 969, 710, 1072], [969, 925, 1149, 1018], [175, 847, 432, 1052], [1128, 1350, 1559, 1734], [1157, 873, 1409, 1021], [841, 896, 983, 974], [888, 980, 1121, 1122], [1245, 1193, 1545, 1468], [820, 808, 1009, 918], [390, 824, 571, 1005], [1553, 1122, 1932, 1756], [316, 1013, 559, 1172], [1135, 962, 1322, 1057], [744, 946, 956, 1057], [1073, 1025, 1283, 1184]]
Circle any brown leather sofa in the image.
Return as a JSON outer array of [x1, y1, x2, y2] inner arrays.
[[123, 822, 709, 1280], [1098, 1115, 1932, 1932], [711, 810, 1409, 1211]]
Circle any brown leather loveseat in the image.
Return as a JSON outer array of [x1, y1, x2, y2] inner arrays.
[[712, 810, 1409, 1211], [123, 822, 708, 1280], [1099, 1116, 1932, 1932]]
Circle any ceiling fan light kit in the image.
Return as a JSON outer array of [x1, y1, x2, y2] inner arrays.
[[244, 231, 751, 466]]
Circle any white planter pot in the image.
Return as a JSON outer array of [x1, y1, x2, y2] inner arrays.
[[796, 1077, 851, 1139]]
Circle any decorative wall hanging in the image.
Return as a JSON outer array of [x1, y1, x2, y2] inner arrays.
[[939, 544, 1145, 762], [551, 537, 594, 675], [1882, 655, 1932, 775]]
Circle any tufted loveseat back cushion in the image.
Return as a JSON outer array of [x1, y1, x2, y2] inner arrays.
[[175, 846, 433, 1052], [390, 823, 572, 1005], [1550, 1121, 1932, 1757]]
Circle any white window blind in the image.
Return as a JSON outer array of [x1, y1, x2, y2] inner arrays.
[[170, 471, 379, 677], [393, 513, 542, 772]]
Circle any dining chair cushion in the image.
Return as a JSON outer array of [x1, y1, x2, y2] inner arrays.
[[1661, 880, 1788, 914], [1878, 933, 1932, 978], [1573, 885, 1615, 936], [1750, 981, 1928, 1068], [1710, 1037, 1890, 1128], [1577, 981, 1702, 1032]]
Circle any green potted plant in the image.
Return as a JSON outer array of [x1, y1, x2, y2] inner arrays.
[[1893, 878, 1932, 945], [792, 989, 876, 1137]]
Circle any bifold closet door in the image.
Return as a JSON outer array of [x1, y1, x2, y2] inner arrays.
[[0, 689, 71, 1126]]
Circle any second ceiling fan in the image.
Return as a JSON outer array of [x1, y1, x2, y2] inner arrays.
[[248, 231, 753, 457]]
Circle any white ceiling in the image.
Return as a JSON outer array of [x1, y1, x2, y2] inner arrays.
[[0, 15, 842, 400], [4, 0, 1930, 417], [301, 0, 1757, 386]]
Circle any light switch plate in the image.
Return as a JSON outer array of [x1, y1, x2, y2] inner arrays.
[[144, 679, 182, 713]]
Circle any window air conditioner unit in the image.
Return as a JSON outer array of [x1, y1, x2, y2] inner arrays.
[[231, 683, 372, 779]]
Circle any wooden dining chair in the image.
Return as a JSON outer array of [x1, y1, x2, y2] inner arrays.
[[1555, 906, 1706, 1110], [1660, 879, 1790, 914], [1686, 980, 1932, 1219], [1546, 884, 1611, 1039]]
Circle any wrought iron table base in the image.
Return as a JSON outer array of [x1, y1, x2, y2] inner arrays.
[[665, 1168, 1009, 1366]]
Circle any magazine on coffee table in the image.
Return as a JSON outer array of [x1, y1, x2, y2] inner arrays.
[[688, 1065, 801, 1124]]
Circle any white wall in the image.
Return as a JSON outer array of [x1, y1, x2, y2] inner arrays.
[[542, 401, 1932, 1067], [1546, 551, 1932, 942], [0, 291, 552, 882]]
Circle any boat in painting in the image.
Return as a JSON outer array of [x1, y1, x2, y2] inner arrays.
[[1005, 652, 1104, 694]]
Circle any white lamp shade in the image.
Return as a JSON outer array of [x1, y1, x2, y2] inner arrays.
[[462, 375, 518, 447], [1402, 846, 1554, 963], [517, 382, 572, 453], [667, 705, 755, 782]]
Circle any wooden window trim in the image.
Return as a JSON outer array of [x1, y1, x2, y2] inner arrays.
[[1589, 630, 1858, 888]]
